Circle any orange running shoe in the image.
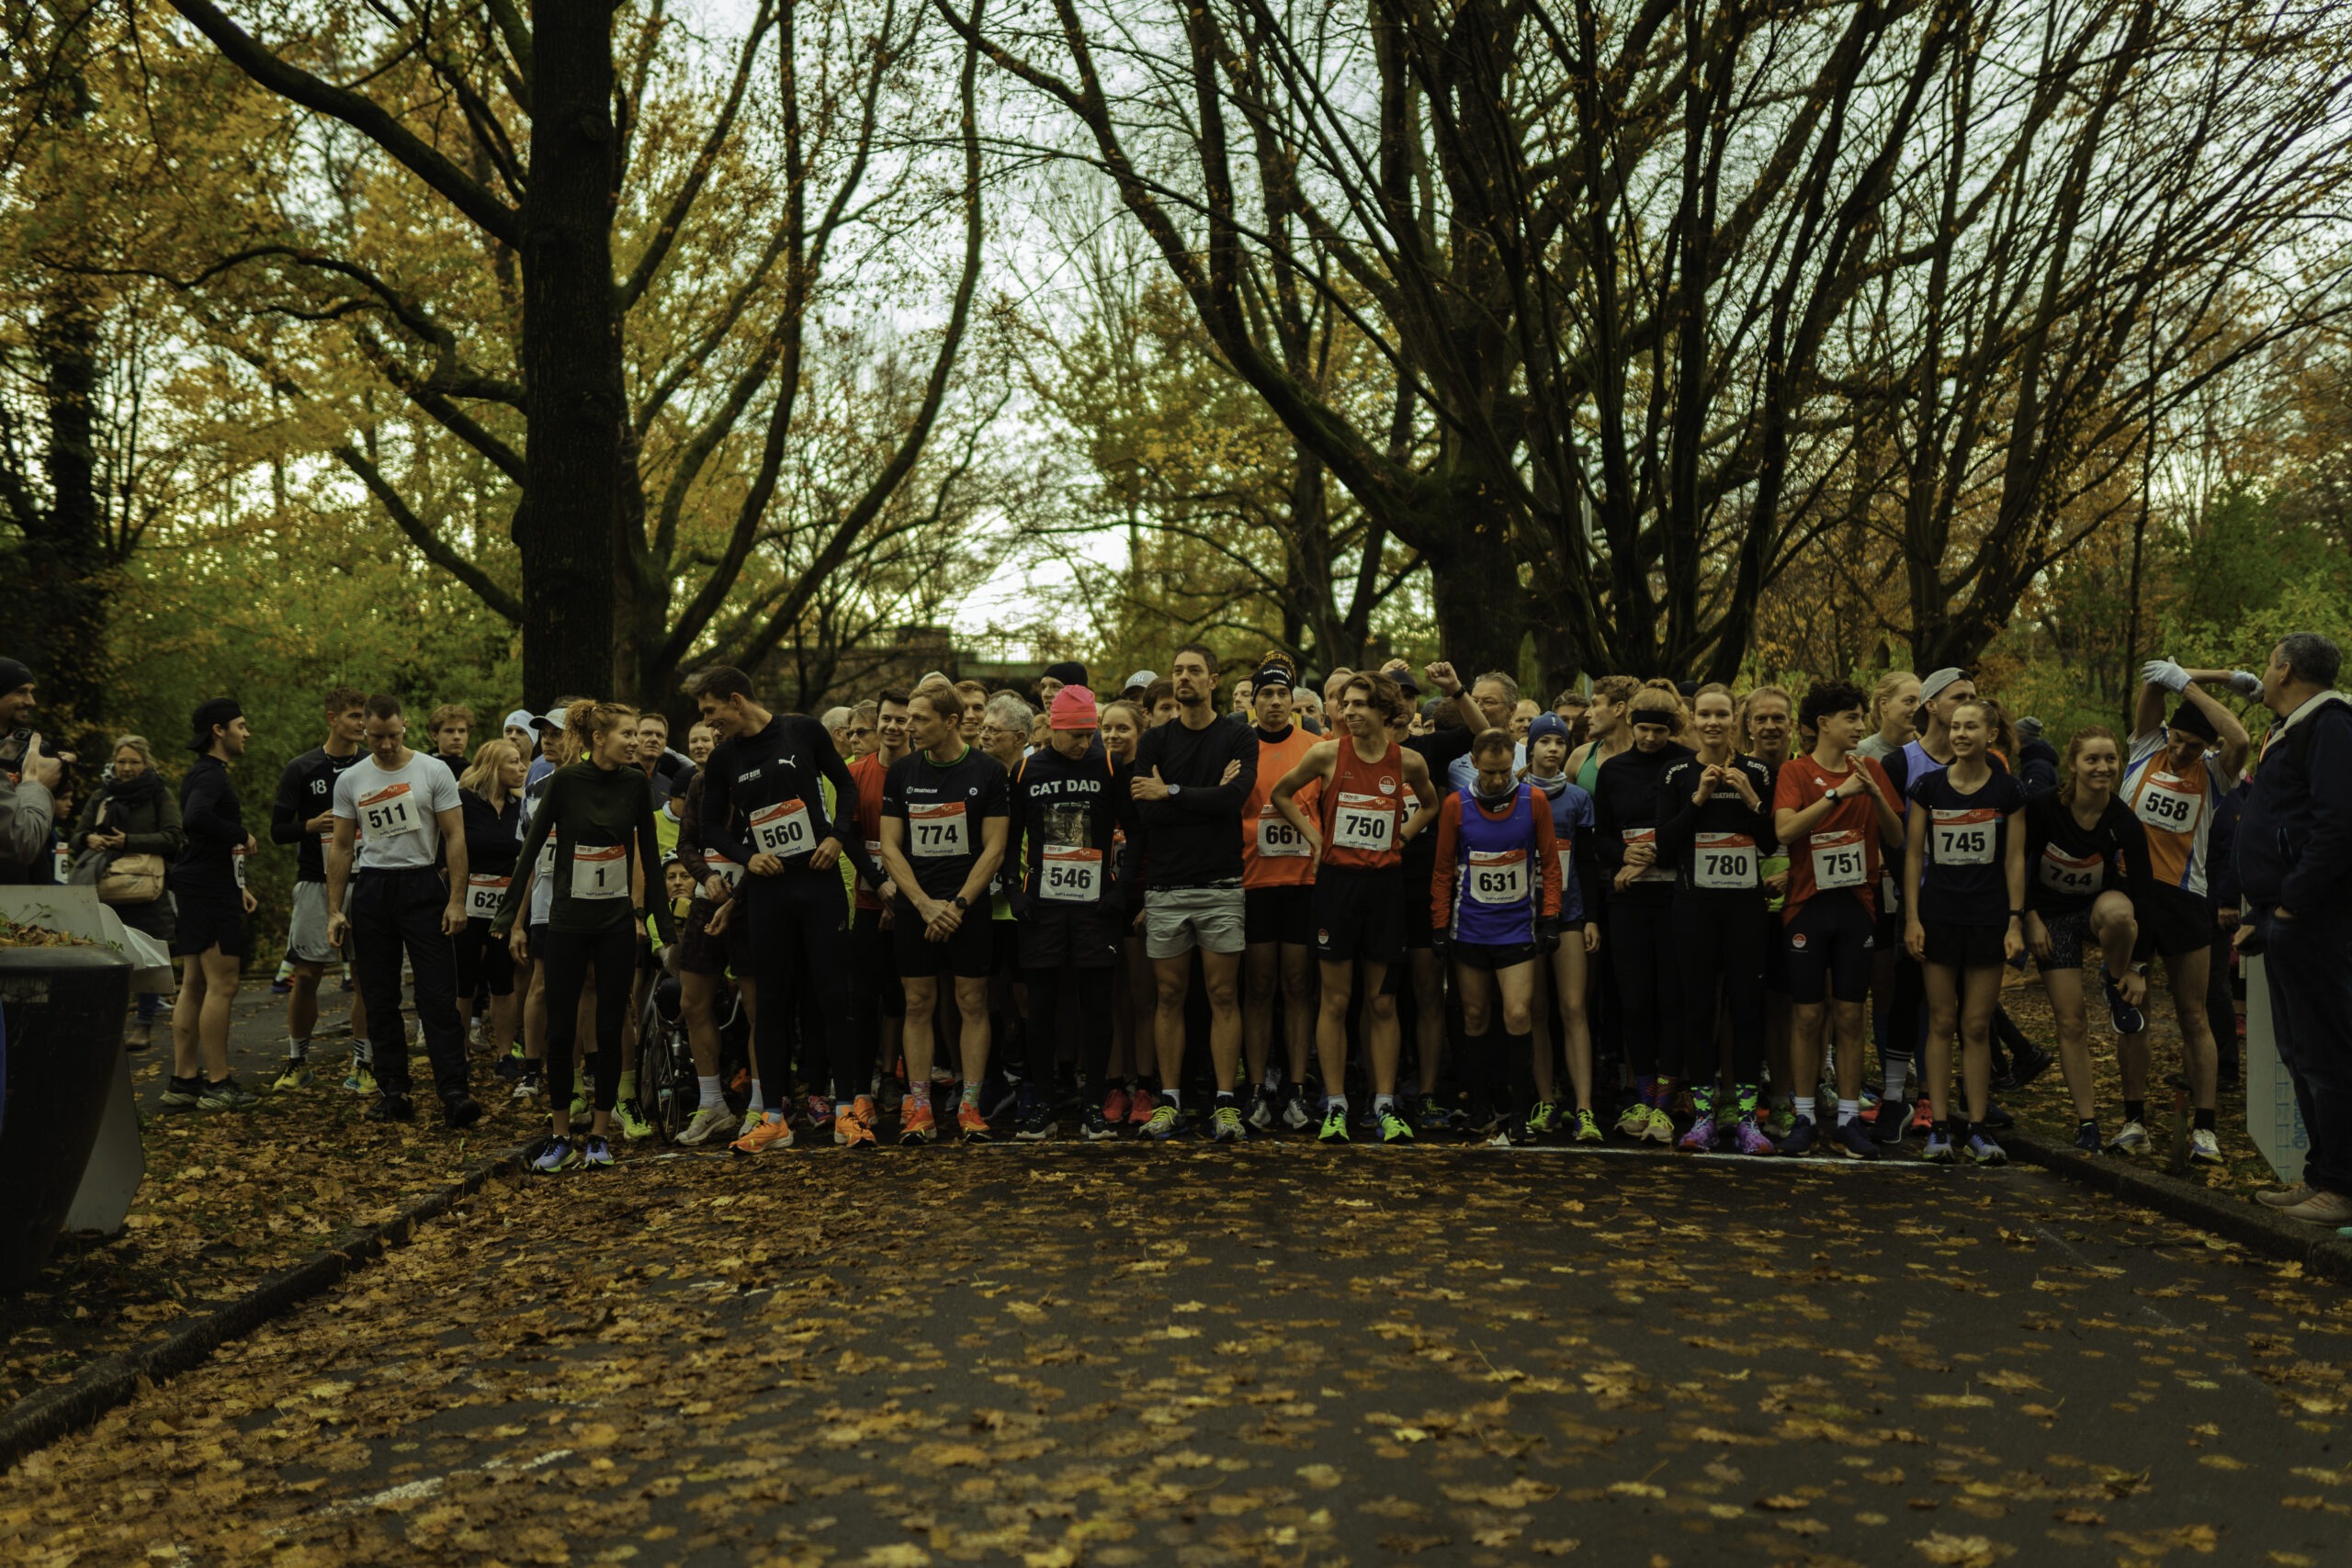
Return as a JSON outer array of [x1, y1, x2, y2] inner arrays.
[[1128, 1088, 1158, 1126], [730, 1115, 795, 1156], [899, 1099, 937, 1145], [834, 1107, 876, 1150], [850, 1094, 877, 1129], [958, 1102, 992, 1143]]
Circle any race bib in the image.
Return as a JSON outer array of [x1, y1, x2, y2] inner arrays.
[[1040, 844, 1103, 904], [356, 782, 419, 839], [1466, 848, 1529, 905], [2038, 844, 2104, 898], [55, 842, 72, 884], [1810, 829, 1868, 891], [466, 874, 509, 919], [1330, 793, 1396, 855], [2132, 771, 2203, 837], [536, 841, 555, 880], [1693, 831, 1757, 890], [859, 839, 886, 890], [909, 800, 968, 859], [232, 846, 248, 890], [569, 843, 628, 901], [1623, 827, 1674, 884], [749, 796, 813, 858], [1931, 807, 1998, 866], [1256, 806, 1312, 859], [697, 850, 743, 897]]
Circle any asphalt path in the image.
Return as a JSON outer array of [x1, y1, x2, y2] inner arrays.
[[6, 1139, 2348, 1566]]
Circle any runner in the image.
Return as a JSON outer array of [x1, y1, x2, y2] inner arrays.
[[2022, 727, 2154, 1151], [1589, 682, 1696, 1143], [1145, 678, 1181, 728], [267, 687, 371, 1093], [1854, 671, 1921, 762], [1238, 660, 1319, 1130], [1097, 697, 1156, 1126], [877, 684, 1011, 1144], [843, 702, 878, 761], [160, 698, 261, 1112], [455, 739, 526, 1078], [1270, 670, 1438, 1145], [980, 693, 1038, 1113], [1131, 645, 1259, 1140], [671, 767, 758, 1145], [1852, 671, 1921, 1135], [1521, 714, 1603, 1143], [1446, 670, 1527, 791], [1037, 660, 1086, 715], [503, 709, 536, 759], [1429, 729, 1563, 1141], [1657, 683, 1779, 1155], [1004, 684, 1135, 1139], [955, 679, 990, 745], [426, 704, 472, 776], [1396, 674, 1477, 1132], [324, 695, 480, 1127], [685, 722, 718, 767], [1902, 698, 2028, 1165], [692, 666, 883, 1154], [491, 700, 675, 1172], [1566, 676, 1639, 792], [2115, 660, 2252, 1163], [823, 706, 856, 758], [1738, 684, 1800, 1131], [845, 691, 912, 1123], [1772, 681, 1905, 1156]]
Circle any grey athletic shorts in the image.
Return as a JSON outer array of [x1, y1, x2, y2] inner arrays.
[[288, 879, 354, 964], [1143, 886, 1247, 960]]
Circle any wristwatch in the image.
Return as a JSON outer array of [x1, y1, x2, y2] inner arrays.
[[953, 894, 971, 910], [1167, 784, 1183, 798]]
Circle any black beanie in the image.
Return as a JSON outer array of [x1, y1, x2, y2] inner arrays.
[[189, 696, 244, 752]]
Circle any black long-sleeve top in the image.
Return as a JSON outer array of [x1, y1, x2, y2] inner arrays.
[[1656, 752, 1778, 897], [492, 761, 674, 942], [460, 789, 522, 878], [696, 714, 878, 889], [1131, 714, 1259, 888], [170, 754, 244, 901], [1590, 741, 1695, 907]]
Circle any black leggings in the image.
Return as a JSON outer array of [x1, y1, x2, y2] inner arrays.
[[747, 872, 855, 1100], [1608, 898, 1681, 1078], [1023, 964, 1114, 1098], [1677, 892, 1768, 1084], [540, 923, 636, 1116], [455, 918, 515, 1000]]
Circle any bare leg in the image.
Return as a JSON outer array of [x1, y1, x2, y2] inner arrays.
[[954, 975, 993, 1090], [1243, 942, 1279, 1086], [1363, 965, 1400, 1098], [1552, 942, 1594, 1112], [1281, 943, 1315, 1088], [1151, 954, 1193, 1091], [172, 955, 208, 1078], [1958, 965, 2001, 1123], [1314, 959, 1356, 1097], [1202, 949, 1243, 1093], [1922, 964, 1961, 1122], [901, 976, 939, 1087]]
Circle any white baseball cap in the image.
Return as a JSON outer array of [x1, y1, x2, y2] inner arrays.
[[531, 708, 567, 733]]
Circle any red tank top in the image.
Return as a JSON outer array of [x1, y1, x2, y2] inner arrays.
[[1318, 738, 1407, 872]]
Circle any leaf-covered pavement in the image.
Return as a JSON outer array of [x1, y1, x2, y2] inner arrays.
[[5, 1143, 2346, 1566]]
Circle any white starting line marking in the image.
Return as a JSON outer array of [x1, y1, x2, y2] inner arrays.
[[285, 1447, 574, 1527]]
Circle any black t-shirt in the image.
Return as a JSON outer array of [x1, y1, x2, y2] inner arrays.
[[1006, 739, 1135, 908], [1131, 714, 1259, 888], [2023, 791, 2153, 919], [884, 745, 1010, 901], [271, 745, 366, 882], [1907, 766, 2025, 927]]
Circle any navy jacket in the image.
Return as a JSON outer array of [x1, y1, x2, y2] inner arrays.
[[2235, 694, 2352, 917]]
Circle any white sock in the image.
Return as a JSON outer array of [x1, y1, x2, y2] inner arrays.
[[286, 1037, 309, 1059], [1161, 1089, 1182, 1109], [1793, 1095, 1816, 1122], [1326, 1094, 1349, 1116], [350, 1039, 371, 1066], [748, 1081, 764, 1113], [1838, 1098, 1861, 1126], [1882, 1062, 1906, 1100], [1374, 1093, 1396, 1114], [697, 1075, 724, 1111]]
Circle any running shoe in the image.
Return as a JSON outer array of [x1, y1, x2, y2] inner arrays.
[[1980, 1100, 2015, 1131], [568, 1090, 589, 1121], [1871, 1098, 1909, 1148], [1963, 1133, 2007, 1167], [1523, 1100, 1558, 1141], [1377, 1108, 1415, 1145], [1466, 1101, 1505, 1138], [1016, 1099, 1058, 1142], [1141, 1103, 1182, 1141], [1778, 1114, 1818, 1156], [1573, 1109, 1604, 1145], [2188, 1127, 2223, 1165], [271, 1061, 313, 1092], [159, 1076, 202, 1111], [1416, 1094, 1453, 1134], [1642, 1107, 1676, 1145], [2102, 969, 2146, 1035], [2073, 1122, 2101, 1153], [1211, 1104, 1247, 1143], [614, 1099, 654, 1140], [850, 1094, 878, 1129], [1245, 1087, 1280, 1132], [1080, 1107, 1116, 1141], [1731, 1119, 1776, 1156], [1922, 1130, 1956, 1163], [1102, 1085, 1130, 1124], [736, 1107, 765, 1140], [730, 1116, 795, 1155], [510, 1069, 542, 1101], [496, 1046, 529, 1080], [835, 1106, 878, 1150], [2107, 1120, 2148, 1156], [1909, 1099, 1934, 1132], [1317, 1105, 1351, 1144], [957, 1103, 993, 1143], [899, 1100, 937, 1145], [532, 1137, 580, 1175], [1127, 1088, 1158, 1126], [1677, 1113, 1716, 1153], [344, 1063, 379, 1097], [1833, 1118, 1879, 1160], [199, 1077, 258, 1111], [1614, 1100, 1651, 1139], [2007, 1044, 2055, 1089], [678, 1105, 735, 1146], [1282, 1090, 1315, 1133], [582, 1134, 616, 1170], [1765, 1106, 1796, 1141]]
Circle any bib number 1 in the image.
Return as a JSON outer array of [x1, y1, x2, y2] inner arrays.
[[570, 844, 628, 901]]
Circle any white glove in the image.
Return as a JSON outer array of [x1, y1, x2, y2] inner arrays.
[[2228, 670, 2264, 699], [2140, 658, 2189, 694]]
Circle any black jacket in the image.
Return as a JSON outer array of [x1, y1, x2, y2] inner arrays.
[[2236, 693, 2352, 916]]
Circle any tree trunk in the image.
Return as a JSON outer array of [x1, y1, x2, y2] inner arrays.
[[18, 292, 109, 750], [515, 1, 623, 707], [1422, 476, 1525, 684]]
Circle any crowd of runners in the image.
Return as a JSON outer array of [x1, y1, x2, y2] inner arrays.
[[128, 639, 2347, 1224]]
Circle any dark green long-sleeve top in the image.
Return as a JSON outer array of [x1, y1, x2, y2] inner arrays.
[[491, 760, 676, 944]]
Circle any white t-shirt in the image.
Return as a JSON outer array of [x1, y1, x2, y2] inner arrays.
[[333, 752, 461, 872]]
